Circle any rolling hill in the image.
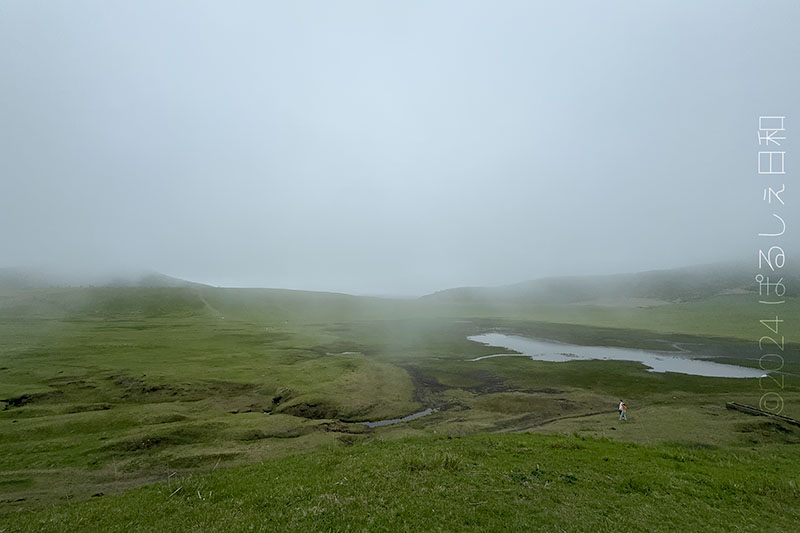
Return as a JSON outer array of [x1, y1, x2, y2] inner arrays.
[[421, 261, 800, 305], [0, 267, 207, 289]]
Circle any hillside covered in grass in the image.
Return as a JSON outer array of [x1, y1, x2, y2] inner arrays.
[[1, 263, 798, 530], [422, 261, 800, 306], [3, 432, 799, 532]]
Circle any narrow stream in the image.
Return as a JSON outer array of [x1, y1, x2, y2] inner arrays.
[[359, 408, 439, 428]]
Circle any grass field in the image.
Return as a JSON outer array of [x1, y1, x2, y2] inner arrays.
[[1, 284, 798, 530], [3, 432, 799, 532]]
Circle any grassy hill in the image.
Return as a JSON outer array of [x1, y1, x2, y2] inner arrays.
[[1, 263, 798, 530], [0, 268, 207, 290], [422, 261, 800, 305]]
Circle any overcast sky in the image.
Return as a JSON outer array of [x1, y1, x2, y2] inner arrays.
[[1, 1, 798, 295]]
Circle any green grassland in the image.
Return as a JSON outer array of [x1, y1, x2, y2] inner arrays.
[[4, 432, 800, 533], [1, 283, 799, 530]]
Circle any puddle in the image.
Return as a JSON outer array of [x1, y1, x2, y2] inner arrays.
[[358, 408, 439, 428], [467, 333, 766, 378]]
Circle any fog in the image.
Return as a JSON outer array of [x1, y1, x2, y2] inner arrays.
[[1, 1, 798, 295]]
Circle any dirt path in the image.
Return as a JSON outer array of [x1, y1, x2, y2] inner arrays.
[[198, 293, 224, 318], [500, 408, 620, 433]]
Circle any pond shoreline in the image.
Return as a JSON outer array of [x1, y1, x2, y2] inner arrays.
[[467, 332, 767, 379]]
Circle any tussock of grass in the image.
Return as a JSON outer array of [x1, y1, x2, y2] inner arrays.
[[547, 436, 587, 450], [399, 450, 465, 472]]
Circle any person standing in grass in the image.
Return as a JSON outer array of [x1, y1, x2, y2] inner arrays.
[[618, 400, 627, 421]]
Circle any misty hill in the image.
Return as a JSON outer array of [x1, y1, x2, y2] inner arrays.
[[0, 267, 207, 289], [421, 262, 800, 305]]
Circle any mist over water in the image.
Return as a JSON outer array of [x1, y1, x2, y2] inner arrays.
[[1, 2, 798, 294]]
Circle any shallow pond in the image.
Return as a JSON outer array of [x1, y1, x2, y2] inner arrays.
[[467, 333, 766, 378]]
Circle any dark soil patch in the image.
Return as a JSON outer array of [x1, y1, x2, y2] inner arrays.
[[500, 408, 620, 433], [399, 364, 448, 404], [67, 403, 112, 413], [317, 420, 368, 434], [3, 390, 64, 408], [736, 420, 800, 445], [107, 374, 260, 403], [108, 374, 172, 397], [461, 369, 513, 394], [271, 387, 296, 406], [276, 401, 340, 420], [236, 425, 316, 440]]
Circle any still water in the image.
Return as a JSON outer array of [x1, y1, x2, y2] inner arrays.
[[468, 333, 766, 378]]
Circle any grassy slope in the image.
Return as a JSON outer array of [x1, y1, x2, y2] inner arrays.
[[424, 261, 800, 306], [3, 433, 799, 532], [1, 283, 799, 529], [0, 287, 420, 512]]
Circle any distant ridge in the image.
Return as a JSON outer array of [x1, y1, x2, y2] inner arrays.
[[0, 267, 208, 289], [420, 261, 800, 305]]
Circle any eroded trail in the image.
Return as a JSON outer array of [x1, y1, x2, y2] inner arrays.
[[501, 408, 620, 433]]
